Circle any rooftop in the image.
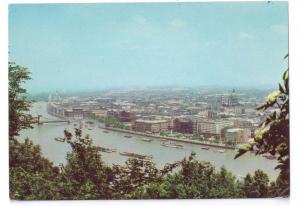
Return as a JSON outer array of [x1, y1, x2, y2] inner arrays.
[[135, 119, 168, 124], [227, 128, 244, 132]]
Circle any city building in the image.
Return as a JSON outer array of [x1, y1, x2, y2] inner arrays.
[[218, 89, 240, 107], [117, 110, 136, 122], [224, 128, 251, 145], [198, 110, 217, 119], [232, 118, 253, 127], [91, 109, 108, 118], [196, 119, 234, 137], [173, 118, 194, 134], [107, 110, 119, 118], [134, 119, 169, 133], [64, 108, 90, 120], [47, 103, 64, 118]]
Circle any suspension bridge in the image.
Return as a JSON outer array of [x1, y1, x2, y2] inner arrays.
[[32, 115, 70, 125]]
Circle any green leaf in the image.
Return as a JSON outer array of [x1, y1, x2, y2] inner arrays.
[[234, 145, 251, 159], [283, 69, 288, 81], [279, 83, 285, 93], [266, 91, 281, 105]]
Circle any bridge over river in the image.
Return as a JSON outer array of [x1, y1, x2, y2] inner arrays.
[[31, 115, 70, 124]]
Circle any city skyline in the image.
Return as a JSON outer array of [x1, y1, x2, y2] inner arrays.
[[9, 2, 288, 93]]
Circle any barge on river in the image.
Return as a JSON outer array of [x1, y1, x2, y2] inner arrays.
[[96, 146, 116, 153], [161, 141, 184, 149], [119, 152, 153, 160]]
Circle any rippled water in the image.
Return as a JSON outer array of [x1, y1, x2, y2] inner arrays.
[[18, 102, 279, 180]]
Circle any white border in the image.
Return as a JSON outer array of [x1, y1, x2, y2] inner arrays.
[[1, 1, 300, 206]]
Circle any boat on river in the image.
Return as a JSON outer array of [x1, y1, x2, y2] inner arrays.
[[216, 149, 226, 153], [124, 135, 132, 138], [103, 130, 109, 133], [119, 152, 153, 160], [142, 138, 152, 142], [96, 146, 116, 153], [54, 137, 65, 142], [161, 142, 184, 149], [201, 147, 210, 150], [262, 154, 277, 160]]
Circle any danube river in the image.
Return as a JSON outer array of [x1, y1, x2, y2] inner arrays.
[[19, 102, 279, 180]]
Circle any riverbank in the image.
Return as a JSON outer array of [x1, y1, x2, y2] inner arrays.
[[21, 102, 279, 180], [99, 126, 236, 150]]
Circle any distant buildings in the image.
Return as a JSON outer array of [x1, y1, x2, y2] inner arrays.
[[224, 128, 251, 145], [47, 103, 64, 118], [196, 119, 234, 137], [198, 110, 217, 119], [218, 89, 240, 107], [107, 110, 136, 122], [117, 111, 136, 122], [173, 118, 194, 134], [91, 109, 108, 118], [134, 119, 169, 133], [47, 102, 90, 120], [46, 87, 262, 143], [64, 108, 90, 119]]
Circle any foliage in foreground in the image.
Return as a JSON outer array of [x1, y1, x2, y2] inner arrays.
[[9, 62, 33, 137], [10, 129, 284, 200], [235, 55, 289, 196], [9, 61, 289, 199]]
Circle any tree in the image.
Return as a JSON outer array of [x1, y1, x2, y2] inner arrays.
[[9, 62, 33, 137], [128, 152, 245, 199], [242, 170, 271, 198], [9, 138, 60, 200], [235, 54, 289, 196], [57, 128, 115, 199]]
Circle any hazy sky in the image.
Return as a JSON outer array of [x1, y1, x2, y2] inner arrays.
[[9, 2, 288, 93]]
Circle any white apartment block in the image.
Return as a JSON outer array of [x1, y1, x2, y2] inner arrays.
[[196, 120, 234, 135]]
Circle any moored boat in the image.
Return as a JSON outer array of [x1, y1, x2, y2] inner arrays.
[[161, 142, 183, 149], [54, 137, 65, 142], [119, 152, 152, 160], [103, 130, 109, 133], [201, 147, 210, 150], [124, 135, 132, 138], [161, 142, 168, 147], [262, 154, 277, 160], [216, 149, 225, 153], [142, 138, 152, 142], [96, 146, 116, 153]]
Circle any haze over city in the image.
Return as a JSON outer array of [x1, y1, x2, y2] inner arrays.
[[9, 2, 288, 93], [8, 1, 290, 200]]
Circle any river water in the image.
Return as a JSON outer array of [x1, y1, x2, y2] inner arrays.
[[18, 102, 279, 180]]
